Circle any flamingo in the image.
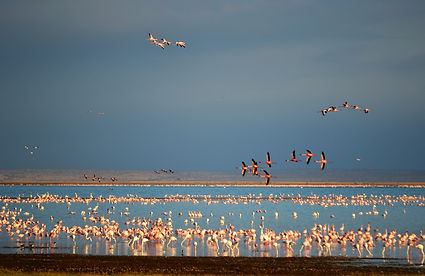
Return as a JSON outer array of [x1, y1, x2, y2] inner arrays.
[[285, 150, 299, 163], [259, 169, 272, 185], [250, 159, 259, 175], [240, 162, 249, 176], [147, 33, 158, 43], [352, 105, 362, 110], [341, 101, 351, 108], [315, 152, 328, 170], [174, 41, 186, 48], [153, 41, 165, 50], [161, 38, 171, 45], [363, 108, 371, 113], [259, 152, 274, 168], [300, 150, 315, 165]]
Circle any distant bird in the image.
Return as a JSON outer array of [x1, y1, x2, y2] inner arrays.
[[174, 41, 186, 48], [161, 38, 171, 45], [111, 177, 118, 182], [24, 145, 30, 150], [355, 158, 361, 162], [341, 101, 351, 108], [169, 169, 175, 174], [352, 105, 362, 110], [259, 152, 274, 168], [285, 150, 300, 163], [147, 33, 158, 43], [363, 108, 371, 113], [153, 41, 165, 50], [315, 152, 328, 170], [300, 150, 316, 165], [83, 173, 88, 180], [320, 109, 327, 116]]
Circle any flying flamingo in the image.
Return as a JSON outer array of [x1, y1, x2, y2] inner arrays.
[[300, 150, 316, 165], [315, 152, 328, 170], [174, 41, 186, 48], [147, 33, 158, 43], [259, 152, 274, 168], [153, 41, 165, 50], [258, 169, 272, 185], [161, 38, 171, 45], [250, 159, 259, 175], [239, 162, 249, 176], [363, 108, 371, 113], [341, 101, 351, 108], [285, 150, 299, 163]]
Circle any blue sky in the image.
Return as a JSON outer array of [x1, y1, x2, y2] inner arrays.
[[1, 1, 425, 172]]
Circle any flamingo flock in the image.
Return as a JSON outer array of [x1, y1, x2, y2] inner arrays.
[[1, 192, 424, 263], [319, 101, 371, 116], [148, 33, 186, 50], [240, 150, 329, 185]]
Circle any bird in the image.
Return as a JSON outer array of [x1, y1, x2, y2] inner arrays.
[[147, 33, 158, 43], [259, 169, 272, 185], [161, 38, 171, 45], [174, 41, 186, 48], [153, 41, 165, 50], [260, 152, 275, 168], [250, 159, 259, 175], [341, 101, 351, 108], [300, 150, 316, 165], [240, 162, 249, 176], [363, 108, 371, 113], [285, 150, 299, 163], [315, 152, 328, 170]]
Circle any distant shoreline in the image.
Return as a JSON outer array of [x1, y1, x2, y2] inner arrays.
[[1, 181, 425, 187]]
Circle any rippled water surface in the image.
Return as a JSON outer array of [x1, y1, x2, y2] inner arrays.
[[1, 185, 424, 266]]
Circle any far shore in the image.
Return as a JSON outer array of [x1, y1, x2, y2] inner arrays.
[[1, 180, 425, 187]]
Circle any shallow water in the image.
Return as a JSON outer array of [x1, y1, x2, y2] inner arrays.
[[0, 185, 424, 266]]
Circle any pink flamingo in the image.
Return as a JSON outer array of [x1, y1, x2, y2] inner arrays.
[[300, 150, 316, 165], [285, 150, 299, 163], [259, 152, 274, 168], [315, 152, 328, 170], [258, 169, 272, 185], [250, 159, 259, 175]]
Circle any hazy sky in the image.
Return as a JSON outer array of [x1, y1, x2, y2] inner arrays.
[[1, 1, 425, 172]]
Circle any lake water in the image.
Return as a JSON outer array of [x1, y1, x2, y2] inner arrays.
[[1, 185, 424, 266]]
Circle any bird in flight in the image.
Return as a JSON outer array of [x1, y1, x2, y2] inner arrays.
[[300, 149, 316, 165], [259, 152, 274, 168], [285, 150, 300, 163], [259, 169, 272, 185], [315, 152, 328, 170], [174, 41, 186, 48]]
